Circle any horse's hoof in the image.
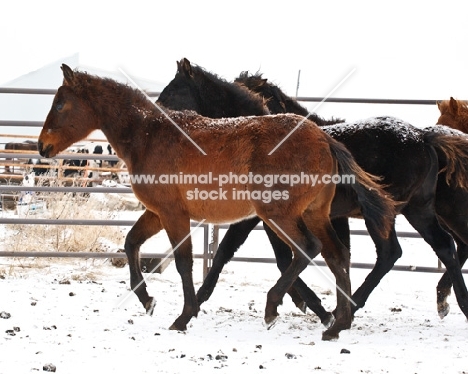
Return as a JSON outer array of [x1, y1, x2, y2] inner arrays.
[[145, 297, 156, 316], [264, 316, 279, 330], [438, 303, 450, 319], [297, 301, 307, 314], [169, 321, 187, 331], [322, 329, 339, 341], [322, 313, 336, 328]]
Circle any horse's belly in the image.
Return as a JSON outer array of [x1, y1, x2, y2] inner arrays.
[[186, 196, 257, 224]]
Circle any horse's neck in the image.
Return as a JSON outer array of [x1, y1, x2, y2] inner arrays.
[[98, 105, 153, 164], [201, 79, 266, 116]]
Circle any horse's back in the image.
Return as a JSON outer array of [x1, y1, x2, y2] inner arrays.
[[323, 116, 431, 201]]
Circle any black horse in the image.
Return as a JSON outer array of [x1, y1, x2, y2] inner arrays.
[[157, 59, 468, 326], [237, 71, 468, 319], [421, 124, 468, 316]]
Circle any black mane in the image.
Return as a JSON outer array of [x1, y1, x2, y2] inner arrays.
[[158, 58, 268, 117], [235, 71, 345, 127]]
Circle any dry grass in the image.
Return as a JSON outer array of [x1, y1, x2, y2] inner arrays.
[[2, 175, 126, 254]]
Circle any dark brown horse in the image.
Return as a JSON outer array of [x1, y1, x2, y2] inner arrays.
[[38, 64, 395, 340], [158, 60, 468, 323], [434, 98, 468, 314], [238, 73, 468, 320]]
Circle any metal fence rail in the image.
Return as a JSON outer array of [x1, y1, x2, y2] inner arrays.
[[0, 87, 446, 105]]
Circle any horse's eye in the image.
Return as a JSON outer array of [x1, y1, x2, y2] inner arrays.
[[56, 102, 64, 112]]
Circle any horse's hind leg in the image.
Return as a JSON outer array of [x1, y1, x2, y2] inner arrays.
[[262, 216, 322, 327], [303, 209, 352, 341], [263, 223, 334, 326], [196, 217, 261, 305], [403, 204, 468, 320], [124, 209, 163, 315], [436, 234, 468, 318], [435, 216, 468, 318], [350, 224, 402, 315]]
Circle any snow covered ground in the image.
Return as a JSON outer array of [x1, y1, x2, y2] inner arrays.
[[1, 212, 467, 373]]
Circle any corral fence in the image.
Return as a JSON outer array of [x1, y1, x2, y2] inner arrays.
[[1, 87, 466, 278]]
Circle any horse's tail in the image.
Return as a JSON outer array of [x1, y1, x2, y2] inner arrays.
[[328, 137, 396, 239], [424, 131, 468, 190]]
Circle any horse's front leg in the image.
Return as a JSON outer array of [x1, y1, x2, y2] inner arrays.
[[125, 209, 163, 315], [197, 217, 261, 306], [160, 213, 198, 331]]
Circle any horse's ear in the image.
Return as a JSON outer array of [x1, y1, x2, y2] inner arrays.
[[61, 64, 74, 85], [449, 97, 459, 115], [178, 58, 193, 78]]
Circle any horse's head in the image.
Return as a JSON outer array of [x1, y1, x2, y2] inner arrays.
[[235, 71, 268, 92], [235, 71, 304, 115], [159, 58, 268, 117], [437, 97, 468, 133], [38, 64, 99, 158], [157, 58, 200, 112]]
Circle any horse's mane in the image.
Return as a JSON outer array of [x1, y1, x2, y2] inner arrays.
[[188, 63, 231, 91], [178, 59, 268, 115], [67, 70, 153, 115], [235, 71, 345, 127]]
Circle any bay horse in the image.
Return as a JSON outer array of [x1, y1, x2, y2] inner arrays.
[[436, 97, 468, 133], [158, 60, 468, 323], [158, 58, 313, 316], [38, 64, 395, 340], [158, 59, 352, 324], [237, 72, 468, 320]]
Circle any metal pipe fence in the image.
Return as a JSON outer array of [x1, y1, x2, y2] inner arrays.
[[0, 87, 465, 276]]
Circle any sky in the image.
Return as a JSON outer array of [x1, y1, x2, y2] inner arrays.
[[2, 0, 468, 127]]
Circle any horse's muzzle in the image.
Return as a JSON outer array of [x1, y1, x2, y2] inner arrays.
[[38, 141, 53, 158]]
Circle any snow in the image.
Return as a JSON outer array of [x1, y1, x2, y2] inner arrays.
[[1, 212, 468, 373], [322, 116, 425, 143]]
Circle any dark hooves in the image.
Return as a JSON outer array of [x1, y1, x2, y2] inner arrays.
[[145, 297, 156, 316], [169, 318, 188, 331], [265, 316, 279, 330], [264, 313, 279, 330], [322, 330, 340, 341], [438, 303, 450, 319], [297, 301, 307, 314], [169, 323, 187, 331], [322, 313, 336, 328]]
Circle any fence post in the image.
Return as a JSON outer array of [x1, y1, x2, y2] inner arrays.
[[202, 223, 209, 278], [203, 224, 219, 279]]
